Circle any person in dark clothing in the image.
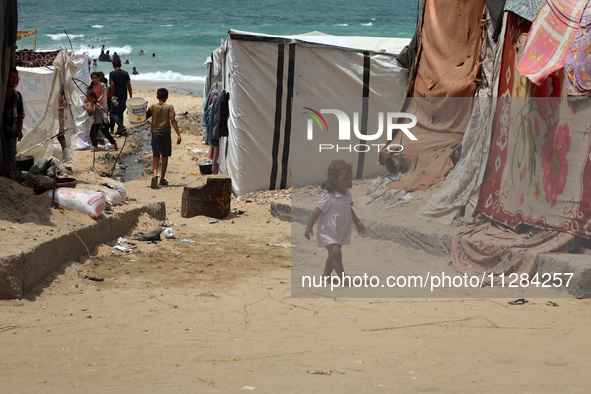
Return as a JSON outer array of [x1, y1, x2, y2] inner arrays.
[[108, 58, 132, 135], [3, 67, 24, 179]]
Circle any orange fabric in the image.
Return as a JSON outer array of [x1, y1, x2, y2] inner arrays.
[[380, 0, 486, 192]]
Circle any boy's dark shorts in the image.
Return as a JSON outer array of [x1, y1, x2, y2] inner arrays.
[[151, 131, 172, 157]]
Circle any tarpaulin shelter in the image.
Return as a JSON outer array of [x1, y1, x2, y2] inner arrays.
[[206, 30, 411, 196], [17, 49, 90, 166]]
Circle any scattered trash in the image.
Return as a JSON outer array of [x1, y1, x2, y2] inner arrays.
[[241, 189, 291, 204], [267, 242, 295, 248], [242, 387, 255, 391], [114, 244, 132, 252], [209, 220, 219, 224], [181, 239, 195, 243], [186, 146, 207, 154], [546, 301, 559, 307], [508, 298, 528, 305], [132, 227, 163, 241], [306, 369, 345, 375], [114, 237, 137, 252], [84, 275, 104, 281], [163, 228, 175, 239]]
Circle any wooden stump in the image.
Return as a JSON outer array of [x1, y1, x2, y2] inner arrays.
[[181, 176, 231, 219]]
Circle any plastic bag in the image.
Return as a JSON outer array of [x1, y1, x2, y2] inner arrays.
[[98, 181, 127, 205]]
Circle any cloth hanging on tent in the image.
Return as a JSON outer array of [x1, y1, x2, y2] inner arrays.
[[476, 12, 591, 241], [564, 1, 591, 96], [517, 0, 590, 86], [379, 0, 486, 192], [486, 0, 507, 42], [504, 0, 548, 22], [418, 9, 502, 224], [211, 90, 230, 146], [207, 145, 219, 175], [451, 216, 577, 285]]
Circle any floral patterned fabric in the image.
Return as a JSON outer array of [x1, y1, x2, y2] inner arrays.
[[452, 216, 576, 282], [565, 1, 591, 96], [476, 12, 591, 241], [517, 0, 590, 85], [504, 0, 547, 22]]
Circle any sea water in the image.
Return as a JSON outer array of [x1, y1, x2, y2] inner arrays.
[[18, 0, 418, 93]]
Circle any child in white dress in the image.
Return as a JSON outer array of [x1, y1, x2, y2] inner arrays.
[[305, 160, 366, 285]]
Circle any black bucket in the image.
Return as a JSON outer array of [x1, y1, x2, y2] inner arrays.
[[199, 162, 213, 175], [16, 155, 35, 171]]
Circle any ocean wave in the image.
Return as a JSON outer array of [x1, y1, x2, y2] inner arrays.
[[362, 22, 373, 27], [46, 33, 84, 40], [336, 23, 349, 26], [131, 70, 204, 83], [92, 25, 104, 28]]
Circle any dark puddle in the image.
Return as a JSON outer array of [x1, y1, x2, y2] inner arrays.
[[112, 123, 152, 182]]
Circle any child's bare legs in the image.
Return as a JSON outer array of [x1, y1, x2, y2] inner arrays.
[[160, 156, 169, 182], [152, 156, 160, 178], [324, 244, 346, 280]]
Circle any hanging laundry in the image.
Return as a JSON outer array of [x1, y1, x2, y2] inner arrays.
[[517, 0, 590, 85], [565, 1, 591, 96]]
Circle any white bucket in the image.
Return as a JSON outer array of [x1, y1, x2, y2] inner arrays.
[[127, 97, 148, 125]]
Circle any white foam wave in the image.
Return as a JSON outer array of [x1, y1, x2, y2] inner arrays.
[[92, 25, 104, 28], [362, 22, 373, 27], [131, 70, 204, 83], [337, 23, 349, 26], [82, 44, 134, 60], [46, 33, 84, 40]]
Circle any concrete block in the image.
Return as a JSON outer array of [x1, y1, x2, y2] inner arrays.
[[538, 253, 591, 298], [270, 200, 292, 222]]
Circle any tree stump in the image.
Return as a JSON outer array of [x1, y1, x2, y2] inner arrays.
[[181, 176, 231, 219]]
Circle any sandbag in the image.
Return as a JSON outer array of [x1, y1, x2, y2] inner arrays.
[[49, 187, 105, 219]]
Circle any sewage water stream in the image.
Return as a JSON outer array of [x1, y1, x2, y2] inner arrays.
[[112, 123, 152, 182]]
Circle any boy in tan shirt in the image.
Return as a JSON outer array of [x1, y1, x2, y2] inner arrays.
[[147, 88, 181, 189]]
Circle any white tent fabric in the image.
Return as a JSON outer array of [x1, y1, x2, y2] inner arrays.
[[17, 50, 89, 166], [214, 30, 411, 196]]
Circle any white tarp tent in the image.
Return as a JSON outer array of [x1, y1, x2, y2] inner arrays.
[[17, 50, 91, 166], [210, 30, 411, 196], [17, 52, 89, 136]]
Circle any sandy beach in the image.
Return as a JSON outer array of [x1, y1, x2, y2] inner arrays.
[[1, 87, 591, 392]]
